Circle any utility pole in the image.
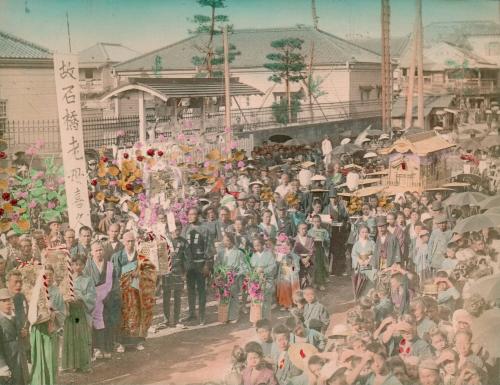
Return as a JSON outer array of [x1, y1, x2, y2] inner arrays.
[[405, 23, 417, 129], [416, 0, 425, 129], [223, 25, 232, 155], [311, 0, 320, 30], [381, 0, 391, 132], [66, 11, 72, 53]]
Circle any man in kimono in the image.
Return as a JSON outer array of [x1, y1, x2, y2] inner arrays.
[[271, 324, 302, 385], [5, 237, 36, 273], [111, 231, 156, 352], [428, 214, 451, 273], [85, 241, 114, 359], [70, 225, 92, 263], [0, 288, 29, 385], [275, 202, 295, 237], [182, 208, 211, 326], [6, 270, 29, 360], [215, 206, 233, 243], [102, 223, 123, 262], [322, 190, 349, 275], [372, 216, 401, 270]]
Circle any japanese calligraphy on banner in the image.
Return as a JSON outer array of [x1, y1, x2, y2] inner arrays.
[[53, 53, 92, 233]]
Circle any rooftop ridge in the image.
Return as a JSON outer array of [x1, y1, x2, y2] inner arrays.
[[0, 29, 52, 55]]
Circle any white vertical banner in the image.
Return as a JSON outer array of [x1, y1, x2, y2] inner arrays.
[[53, 53, 92, 234]]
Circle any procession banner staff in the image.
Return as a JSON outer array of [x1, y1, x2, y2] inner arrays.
[[53, 53, 92, 234]]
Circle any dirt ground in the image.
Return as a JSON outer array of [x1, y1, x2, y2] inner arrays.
[[59, 276, 354, 385]]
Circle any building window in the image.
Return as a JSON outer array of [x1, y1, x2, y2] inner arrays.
[[359, 86, 374, 101], [84, 69, 94, 79], [273, 92, 301, 103], [376, 85, 382, 100], [487, 42, 500, 56]]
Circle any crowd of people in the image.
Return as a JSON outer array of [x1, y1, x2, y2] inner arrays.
[[0, 134, 499, 385]]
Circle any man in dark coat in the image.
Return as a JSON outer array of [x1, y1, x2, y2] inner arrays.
[[0, 288, 29, 385], [372, 216, 401, 270], [182, 208, 211, 326], [322, 189, 349, 275]]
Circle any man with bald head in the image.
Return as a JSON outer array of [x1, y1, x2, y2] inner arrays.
[[110, 231, 142, 353]]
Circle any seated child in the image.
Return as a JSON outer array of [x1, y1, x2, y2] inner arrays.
[[303, 287, 330, 333]]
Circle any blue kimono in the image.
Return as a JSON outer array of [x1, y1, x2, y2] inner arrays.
[[215, 247, 246, 321], [250, 250, 277, 320]]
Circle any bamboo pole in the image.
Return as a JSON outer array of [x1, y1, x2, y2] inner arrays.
[[404, 15, 418, 128], [223, 25, 232, 155]]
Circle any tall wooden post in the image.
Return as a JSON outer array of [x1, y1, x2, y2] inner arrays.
[[223, 25, 232, 155], [381, 0, 391, 132], [405, 8, 418, 128], [311, 0, 319, 30], [416, 0, 425, 129], [138, 91, 146, 143]]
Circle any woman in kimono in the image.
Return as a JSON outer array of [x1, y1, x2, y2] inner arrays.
[[231, 216, 251, 252], [351, 225, 377, 298], [250, 237, 277, 321], [62, 256, 96, 373], [84, 241, 113, 359], [307, 214, 330, 291], [215, 234, 245, 323], [258, 209, 277, 241], [293, 223, 315, 289], [29, 265, 65, 385], [276, 238, 300, 311]]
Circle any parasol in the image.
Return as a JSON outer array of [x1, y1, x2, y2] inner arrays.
[[452, 213, 500, 234], [458, 139, 483, 152], [467, 273, 500, 302], [332, 143, 362, 156], [442, 191, 487, 207], [485, 207, 500, 215], [480, 134, 500, 148], [363, 152, 378, 159], [283, 138, 307, 146], [471, 308, 500, 357], [352, 268, 367, 300], [352, 185, 385, 197], [461, 127, 483, 136], [453, 173, 482, 185], [479, 194, 500, 210]]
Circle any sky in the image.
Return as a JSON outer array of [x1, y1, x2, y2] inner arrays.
[[0, 0, 498, 55]]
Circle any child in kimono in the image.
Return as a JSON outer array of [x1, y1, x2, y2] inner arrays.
[[250, 237, 277, 321], [216, 233, 246, 323], [303, 287, 330, 333], [30, 265, 65, 385], [271, 324, 301, 385], [307, 215, 330, 291], [276, 238, 300, 311], [62, 256, 96, 372]]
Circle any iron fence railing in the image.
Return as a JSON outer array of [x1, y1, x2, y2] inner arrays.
[[2, 100, 381, 154]]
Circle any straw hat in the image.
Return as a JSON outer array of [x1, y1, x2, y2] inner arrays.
[[0, 288, 11, 300], [288, 343, 318, 371]]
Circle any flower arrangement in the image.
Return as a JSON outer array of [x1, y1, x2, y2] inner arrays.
[[242, 250, 265, 304], [347, 196, 363, 215], [212, 265, 236, 304], [170, 197, 199, 225], [275, 233, 291, 257], [9, 154, 67, 233]]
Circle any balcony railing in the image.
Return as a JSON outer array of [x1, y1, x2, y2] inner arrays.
[[80, 79, 104, 94], [400, 77, 498, 95]]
